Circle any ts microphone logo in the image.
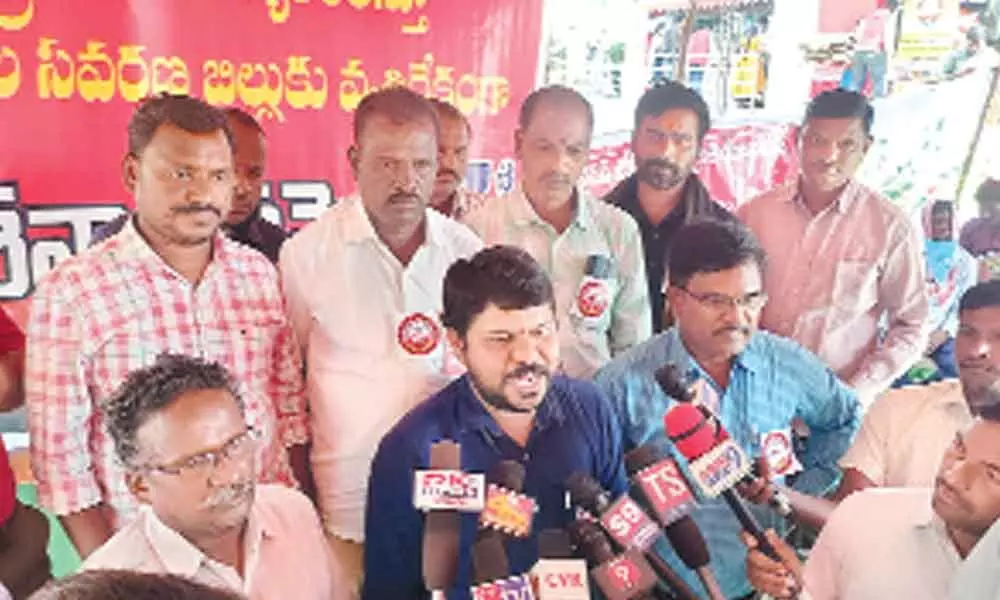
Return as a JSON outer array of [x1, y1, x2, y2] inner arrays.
[[688, 438, 753, 498], [634, 457, 697, 526], [413, 470, 486, 512], [472, 575, 537, 600], [600, 496, 660, 551]]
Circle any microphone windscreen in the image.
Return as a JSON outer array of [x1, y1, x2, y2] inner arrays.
[[663, 403, 716, 460], [537, 529, 575, 559], [567, 520, 614, 566], [624, 444, 663, 477], [565, 472, 604, 514], [471, 532, 510, 584], [654, 364, 694, 401], [422, 510, 461, 589], [664, 517, 711, 570], [488, 460, 526, 492], [429, 440, 461, 470]]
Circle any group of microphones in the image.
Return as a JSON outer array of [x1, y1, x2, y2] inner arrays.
[[412, 365, 796, 599]]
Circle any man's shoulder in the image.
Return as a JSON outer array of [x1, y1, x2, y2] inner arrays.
[[253, 484, 322, 530], [81, 513, 159, 572], [751, 330, 826, 365], [596, 333, 672, 384], [428, 209, 484, 256], [869, 379, 965, 420], [220, 236, 278, 274], [377, 379, 467, 453], [283, 197, 350, 249], [588, 194, 641, 234], [602, 175, 637, 207], [836, 487, 932, 523]]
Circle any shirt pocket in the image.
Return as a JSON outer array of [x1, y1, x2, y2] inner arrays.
[[831, 260, 880, 316], [202, 316, 283, 385]]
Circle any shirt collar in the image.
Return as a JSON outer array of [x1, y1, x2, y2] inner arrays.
[[510, 185, 594, 232], [453, 375, 566, 439], [113, 216, 233, 278], [664, 327, 764, 380], [790, 178, 861, 214], [341, 193, 447, 250]]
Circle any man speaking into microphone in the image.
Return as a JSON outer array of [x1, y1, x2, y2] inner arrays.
[[594, 218, 860, 599], [363, 245, 628, 599]]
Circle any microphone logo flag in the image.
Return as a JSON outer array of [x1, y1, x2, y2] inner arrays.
[[530, 559, 590, 600], [634, 457, 697, 526], [760, 428, 803, 478], [591, 549, 659, 600], [480, 483, 537, 537], [599, 495, 661, 551], [472, 574, 537, 600], [413, 470, 485, 512], [687, 438, 753, 498]]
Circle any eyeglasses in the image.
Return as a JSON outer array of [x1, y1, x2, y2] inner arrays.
[[679, 288, 768, 312], [140, 426, 260, 479]]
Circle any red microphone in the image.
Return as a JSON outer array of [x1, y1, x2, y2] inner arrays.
[[567, 520, 659, 600]]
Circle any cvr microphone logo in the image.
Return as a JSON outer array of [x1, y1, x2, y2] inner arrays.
[[599, 495, 661, 551], [530, 559, 590, 600], [635, 457, 697, 526], [687, 438, 753, 498], [413, 470, 486, 512]]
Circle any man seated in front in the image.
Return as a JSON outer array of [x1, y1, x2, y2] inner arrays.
[[594, 218, 860, 599], [82, 354, 335, 600], [363, 245, 628, 598]]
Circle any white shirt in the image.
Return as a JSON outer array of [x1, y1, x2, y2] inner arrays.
[[461, 187, 651, 378], [951, 516, 1000, 599], [803, 488, 962, 600], [279, 195, 482, 541], [839, 379, 972, 488]]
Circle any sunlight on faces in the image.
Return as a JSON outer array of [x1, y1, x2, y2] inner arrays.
[[127, 388, 256, 541], [129, 124, 234, 247], [633, 109, 700, 192], [799, 118, 870, 193], [352, 115, 438, 236], [956, 306, 1000, 414], [447, 303, 560, 414], [933, 420, 1000, 539], [431, 114, 470, 209], [515, 99, 590, 208], [226, 118, 267, 226], [667, 261, 766, 362]]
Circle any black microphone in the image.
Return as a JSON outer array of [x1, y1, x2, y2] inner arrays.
[[567, 519, 659, 600], [422, 441, 463, 599], [626, 445, 725, 600], [565, 473, 701, 600], [469, 534, 534, 599]]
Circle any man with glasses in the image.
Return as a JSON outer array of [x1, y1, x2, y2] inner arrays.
[[83, 354, 335, 600], [595, 218, 860, 599]]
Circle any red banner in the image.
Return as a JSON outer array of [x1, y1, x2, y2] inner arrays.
[[0, 0, 543, 308]]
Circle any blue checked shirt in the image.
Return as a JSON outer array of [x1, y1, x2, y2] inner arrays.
[[594, 328, 860, 598]]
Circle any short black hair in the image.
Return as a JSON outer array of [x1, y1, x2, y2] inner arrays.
[[518, 85, 594, 137], [101, 354, 244, 467], [223, 106, 265, 136], [804, 89, 875, 137], [29, 570, 244, 600], [668, 218, 767, 288], [960, 281, 1000, 312], [976, 179, 1000, 206], [353, 86, 440, 142], [127, 93, 234, 157], [634, 81, 711, 141], [430, 98, 471, 135], [442, 245, 555, 337]]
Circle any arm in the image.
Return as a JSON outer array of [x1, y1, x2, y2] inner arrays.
[[0, 307, 25, 412], [26, 283, 111, 557], [278, 241, 313, 359], [832, 388, 898, 498], [270, 317, 315, 501], [609, 216, 653, 356], [591, 383, 629, 497], [849, 219, 929, 398], [361, 435, 426, 600]]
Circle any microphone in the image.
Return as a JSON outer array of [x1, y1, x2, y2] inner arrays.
[[626, 445, 726, 600], [663, 404, 781, 560], [414, 441, 486, 513], [480, 460, 537, 538], [655, 364, 794, 519], [530, 530, 590, 600], [470, 533, 536, 599], [421, 441, 465, 598], [565, 473, 701, 600], [575, 254, 614, 321], [567, 520, 659, 600]]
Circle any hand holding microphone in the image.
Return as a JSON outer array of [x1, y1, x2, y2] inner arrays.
[[741, 530, 805, 599]]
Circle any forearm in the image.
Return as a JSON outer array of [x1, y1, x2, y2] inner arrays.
[[288, 442, 316, 504], [778, 486, 836, 531], [0, 350, 24, 412], [60, 505, 113, 559]]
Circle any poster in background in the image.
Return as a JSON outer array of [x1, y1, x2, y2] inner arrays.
[[0, 0, 544, 311]]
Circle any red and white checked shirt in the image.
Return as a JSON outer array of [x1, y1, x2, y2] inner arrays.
[[26, 221, 308, 529]]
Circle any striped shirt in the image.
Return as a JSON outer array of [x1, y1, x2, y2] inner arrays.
[[594, 327, 860, 598], [26, 221, 307, 528], [462, 187, 652, 378]]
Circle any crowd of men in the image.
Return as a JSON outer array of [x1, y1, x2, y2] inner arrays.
[[1, 77, 999, 600]]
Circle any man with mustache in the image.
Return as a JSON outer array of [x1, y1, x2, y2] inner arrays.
[[738, 89, 927, 405], [604, 81, 733, 333], [594, 218, 859, 599], [462, 85, 651, 378], [363, 245, 628, 598], [427, 99, 484, 220], [743, 414, 1000, 599], [27, 94, 310, 559], [82, 355, 334, 600], [279, 87, 481, 599], [91, 107, 287, 263]]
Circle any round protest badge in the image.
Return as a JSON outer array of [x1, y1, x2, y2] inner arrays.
[[761, 429, 796, 476], [576, 279, 611, 318], [396, 312, 441, 356]]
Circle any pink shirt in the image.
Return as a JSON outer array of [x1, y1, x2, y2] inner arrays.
[[738, 180, 928, 403], [81, 485, 335, 600]]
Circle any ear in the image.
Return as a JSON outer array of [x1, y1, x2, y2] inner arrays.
[[861, 134, 874, 155], [665, 285, 683, 313], [122, 153, 139, 194], [445, 329, 469, 369], [126, 469, 153, 505], [514, 129, 524, 161], [347, 146, 360, 181]]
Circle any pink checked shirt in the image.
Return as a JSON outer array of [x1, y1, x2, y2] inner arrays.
[[26, 221, 308, 528], [738, 180, 928, 403]]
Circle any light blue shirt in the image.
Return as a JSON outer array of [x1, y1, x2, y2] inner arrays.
[[594, 327, 861, 598]]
